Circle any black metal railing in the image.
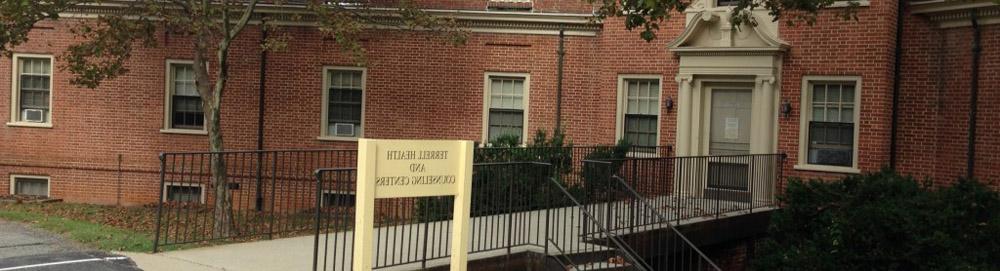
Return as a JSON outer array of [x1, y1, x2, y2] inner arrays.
[[312, 162, 562, 270], [153, 149, 357, 252], [153, 145, 670, 251], [582, 153, 787, 229], [312, 162, 661, 271], [581, 160, 724, 270]]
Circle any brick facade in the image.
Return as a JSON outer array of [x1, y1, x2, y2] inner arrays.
[[1, 1, 998, 205]]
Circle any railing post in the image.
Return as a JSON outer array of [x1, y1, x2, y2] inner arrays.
[[153, 154, 167, 253], [268, 152, 278, 239], [312, 170, 323, 271]]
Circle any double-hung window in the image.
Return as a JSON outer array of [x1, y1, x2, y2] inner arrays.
[[799, 77, 860, 170], [10, 55, 53, 126], [322, 68, 365, 140], [166, 62, 204, 131], [618, 77, 661, 150], [484, 74, 528, 144]]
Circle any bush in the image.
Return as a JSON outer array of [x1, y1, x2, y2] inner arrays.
[[753, 170, 1000, 271]]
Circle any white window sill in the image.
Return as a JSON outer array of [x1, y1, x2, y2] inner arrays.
[[6, 122, 52, 128], [160, 128, 208, 135], [317, 136, 359, 142], [793, 164, 861, 174]]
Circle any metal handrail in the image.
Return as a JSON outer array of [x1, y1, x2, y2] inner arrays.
[[547, 176, 651, 271], [611, 175, 722, 271]]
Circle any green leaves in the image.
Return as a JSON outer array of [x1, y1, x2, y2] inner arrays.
[[0, 0, 78, 55], [754, 170, 1000, 270], [62, 15, 157, 89], [589, 0, 862, 42]]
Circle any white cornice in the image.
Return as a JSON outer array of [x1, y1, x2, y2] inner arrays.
[[59, 1, 602, 36], [911, 0, 1000, 28]]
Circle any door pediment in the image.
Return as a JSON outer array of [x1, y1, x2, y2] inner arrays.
[[668, 11, 789, 56]]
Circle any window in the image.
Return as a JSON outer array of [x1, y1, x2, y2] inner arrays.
[[163, 183, 204, 203], [165, 61, 204, 131], [716, 0, 738, 6], [483, 74, 529, 144], [617, 76, 661, 150], [321, 191, 356, 208], [9, 55, 53, 126], [488, 0, 532, 11], [321, 67, 365, 140], [798, 77, 861, 171], [10, 175, 50, 197]]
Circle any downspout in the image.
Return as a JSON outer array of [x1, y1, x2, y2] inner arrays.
[[255, 21, 269, 211], [967, 10, 982, 178], [889, 0, 905, 169], [555, 27, 566, 131]]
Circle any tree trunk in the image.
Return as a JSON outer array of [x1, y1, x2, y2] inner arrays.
[[207, 102, 231, 238]]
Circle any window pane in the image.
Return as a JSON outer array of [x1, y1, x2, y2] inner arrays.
[[14, 178, 48, 197], [807, 121, 854, 166], [812, 84, 825, 103], [488, 110, 524, 142], [167, 185, 202, 203]]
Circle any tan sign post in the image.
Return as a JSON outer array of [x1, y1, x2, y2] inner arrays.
[[353, 139, 474, 271]]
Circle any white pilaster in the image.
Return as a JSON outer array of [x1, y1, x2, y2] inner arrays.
[[675, 75, 694, 156]]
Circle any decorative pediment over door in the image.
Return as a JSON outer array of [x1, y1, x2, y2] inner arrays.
[[668, 11, 790, 56]]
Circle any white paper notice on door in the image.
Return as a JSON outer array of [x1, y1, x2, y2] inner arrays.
[[725, 117, 740, 139]]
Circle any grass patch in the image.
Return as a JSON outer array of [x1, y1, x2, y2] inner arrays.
[[0, 202, 325, 252], [0, 206, 153, 252]]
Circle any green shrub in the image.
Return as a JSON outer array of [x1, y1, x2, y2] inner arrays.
[[753, 170, 1000, 271]]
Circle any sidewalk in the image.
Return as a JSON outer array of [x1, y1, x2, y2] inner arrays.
[[120, 235, 315, 271]]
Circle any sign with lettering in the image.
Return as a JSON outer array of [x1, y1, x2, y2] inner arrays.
[[353, 139, 473, 271]]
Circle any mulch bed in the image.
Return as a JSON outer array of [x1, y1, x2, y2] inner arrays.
[[0, 195, 63, 204]]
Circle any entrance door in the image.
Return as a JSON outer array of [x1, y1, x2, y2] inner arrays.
[[705, 89, 752, 202], [708, 89, 752, 155]]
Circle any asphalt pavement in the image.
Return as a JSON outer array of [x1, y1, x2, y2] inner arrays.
[[0, 220, 140, 271]]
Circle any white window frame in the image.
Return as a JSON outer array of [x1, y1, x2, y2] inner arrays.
[[161, 60, 208, 135], [319, 66, 367, 142], [9, 174, 51, 197], [162, 182, 206, 204], [795, 76, 862, 174], [482, 72, 531, 145], [8, 54, 54, 128], [615, 75, 664, 154]]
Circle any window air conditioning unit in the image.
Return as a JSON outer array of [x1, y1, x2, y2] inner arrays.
[[22, 109, 45, 123], [333, 123, 355, 137]]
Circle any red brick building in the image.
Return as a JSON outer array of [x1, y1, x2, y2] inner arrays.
[[1, 0, 998, 205]]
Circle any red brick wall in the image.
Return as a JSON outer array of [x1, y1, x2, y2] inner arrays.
[[896, 11, 1000, 189], [777, 0, 898, 181]]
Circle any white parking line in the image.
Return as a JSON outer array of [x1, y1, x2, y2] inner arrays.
[[0, 256, 128, 271]]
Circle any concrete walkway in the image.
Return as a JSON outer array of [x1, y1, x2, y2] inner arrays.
[[121, 235, 315, 271], [124, 196, 774, 271]]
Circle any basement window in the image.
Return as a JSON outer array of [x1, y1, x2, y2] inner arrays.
[[11, 175, 50, 197], [488, 0, 532, 11], [164, 183, 204, 203], [321, 191, 356, 208]]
